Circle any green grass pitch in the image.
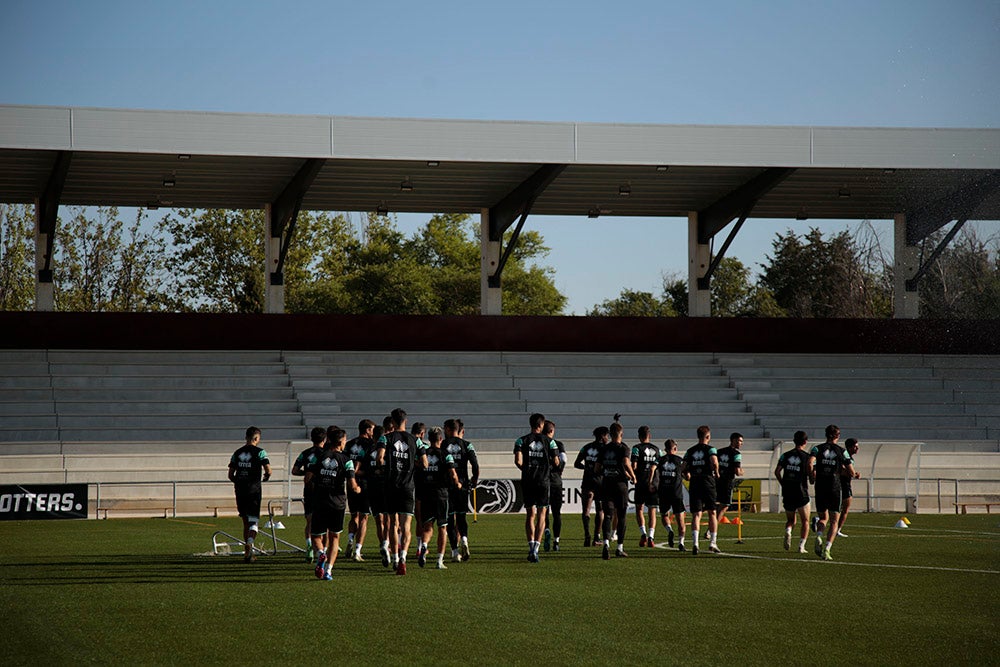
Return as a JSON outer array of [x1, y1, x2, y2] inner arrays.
[[2, 512, 998, 666]]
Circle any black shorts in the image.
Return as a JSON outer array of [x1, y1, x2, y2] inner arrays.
[[717, 478, 736, 507], [302, 486, 314, 515], [348, 487, 369, 515], [420, 488, 450, 526], [385, 484, 416, 516], [782, 491, 810, 513], [312, 501, 346, 536], [522, 480, 551, 509], [367, 481, 386, 516], [549, 484, 564, 511], [235, 487, 262, 519], [635, 484, 658, 508], [688, 476, 717, 514], [601, 481, 629, 516], [815, 487, 842, 514], [449, 486, 470, 515], [658, 489, 685, 515], [581, 477, 603, 502], [842, 479, 854, 499]]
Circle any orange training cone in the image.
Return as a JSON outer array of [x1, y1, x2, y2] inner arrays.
[[720, 516, 732, 524], [733, 517, 743, 526]]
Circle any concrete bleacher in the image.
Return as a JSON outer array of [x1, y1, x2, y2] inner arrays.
[[0, 350, 306, 444], [2, 348, 999, 516], [718, 353, 998, 444]]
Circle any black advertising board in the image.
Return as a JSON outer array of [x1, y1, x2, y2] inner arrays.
[[0, 484, 89, 520]]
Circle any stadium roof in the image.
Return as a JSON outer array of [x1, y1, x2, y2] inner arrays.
[[1, 105, 998, 227]]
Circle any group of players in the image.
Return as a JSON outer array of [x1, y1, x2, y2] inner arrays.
[[227, 411, 860, 573]]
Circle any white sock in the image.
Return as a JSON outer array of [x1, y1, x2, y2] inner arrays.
[[382, 540, 389, 551], [640, 526, 647, 536], [693, 532, 700, 547], [710, 532, 717, 546], [437, 553, 444, 565], [785, 527, 793, 535], [825, 540, 832, 550], [354, 543, 362, 555], [347, 532, 354, 543], [799, 538, 807, 549], [461, 536, 468, 545], [668, 525, 674, 535], [648, 529, 655, 539]]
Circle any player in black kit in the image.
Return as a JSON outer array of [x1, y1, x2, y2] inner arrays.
[[682, 425, 720, 555], [306, 428, 360, 580], [417, 426, 461, 570], [714, 432, 744, 532], [345, 419, 375, 562], [542, 420, 567, 552], [291, 426, 326, 562], [631, 426, 660, 547], [228, 426, 272, 563], [836, 438, 862, 538], [810, 424, 857, 561], [443, 418, 479, 562], [652, 439, 687, 551], [775, 430, 813, 554], [574, 426, 609, 547], [597, 422, 637, 560], [514, 413, 560, 563], [376, 408, 427, 575]]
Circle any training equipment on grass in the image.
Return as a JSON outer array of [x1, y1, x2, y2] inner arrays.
[[894, 518, 909, 528]]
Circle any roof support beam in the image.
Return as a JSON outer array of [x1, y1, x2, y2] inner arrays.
[[905, 171, 1000, 245], [697, 208, 751, 291], [488, 164, 565, 242], [697, 167, 795, 244], [486, 164, 564, 288], [36, 151, 72, 282], [905, 219, 968, 292], [268, 158, 325, 284]]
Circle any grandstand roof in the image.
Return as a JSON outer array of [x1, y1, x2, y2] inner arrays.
[[1, 104, 999, 221]]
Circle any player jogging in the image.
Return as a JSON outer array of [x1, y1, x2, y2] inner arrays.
[[443, 418, 479, 562], [775, 431, 813, 553], [376, 408, 427, 575], [227, 426, 272, 563], [514, 413, 560, 563], [713, 432, 745, 533], [306, 428, 360, 580], [810, 424, 857, 561], [367, 419, 391, 567], [597, 421, 638, 560], [836, 437, 861, 538], [631, 425, 660, 547], [417, 426, 461, 570], [291, 426, 327, 562], [542, 420, 567, 552], [682, 425, 720, 555], [652, 439, 687, 551], [574, 426, 609, 547], [345, 419, 375, 562]]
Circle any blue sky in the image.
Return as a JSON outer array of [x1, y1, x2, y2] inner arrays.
[[2, 1, 998, 312]]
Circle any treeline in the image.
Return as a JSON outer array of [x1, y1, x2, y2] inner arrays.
[[1, 204, 997, 318], [589, 224, 1000, 319]]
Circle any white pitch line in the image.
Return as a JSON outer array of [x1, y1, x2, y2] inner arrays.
[[717, 551, 999, 575]]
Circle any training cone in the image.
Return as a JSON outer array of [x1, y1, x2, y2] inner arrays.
[[733, 518, 744, 526], [720, 516, 732, 524], [901, 517, 911, 526], [894, 519, 909, 529]]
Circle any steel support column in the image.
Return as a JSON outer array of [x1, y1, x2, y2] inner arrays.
[[893, 213, 919, 318], [688, 212, 711, 317], [264, 158, 325, 314], [480, 209, 502, 315], [34, 151, 72, 311]]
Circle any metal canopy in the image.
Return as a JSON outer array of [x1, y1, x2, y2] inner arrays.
[[1, 105, 998, 227]]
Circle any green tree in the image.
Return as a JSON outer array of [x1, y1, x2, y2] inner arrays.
[[587, 289, 676, 317], [758, 227, 890, 318], [919, 225, 1000, 318], [0, 204, 35, 310], [54, 206, 167, 312]]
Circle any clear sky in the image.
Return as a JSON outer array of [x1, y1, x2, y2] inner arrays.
[[2, 1, 998, 313]]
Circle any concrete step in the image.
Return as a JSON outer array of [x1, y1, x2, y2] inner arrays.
[[284, 351, 503, 365], [520, 377, 730, 390], [322, 376, 515, 389], [523, 402, 746, 415], [519, 388, 739, 402], [717, 354, 929, 368], [734, 377, 946, 390], [52, 401, 300, 415], [510, 366, 724, 378], [0, 376, 52, 388], [48, 388, 296, 401], [0, 402, 57, 415], [51, 375, 291, 389], [57, 413, 304, 428], [503, 352, 717, 367], [726, 367, 935, 378], [946, 379, 1000, 391], [54, 426, 308, 442], [50, 363, 287, 376], [759, 414, 979, 428], [749, 402, 966, 416], [304, 400, 529, 413], [47, 350, 282, 363], [288, 364, 509, 378]]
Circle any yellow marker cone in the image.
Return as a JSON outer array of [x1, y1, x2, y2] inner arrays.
[[902, 517, 911, 525]]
